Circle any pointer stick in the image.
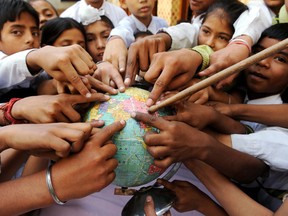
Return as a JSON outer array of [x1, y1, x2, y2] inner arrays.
[[148, 38, 288, 113]]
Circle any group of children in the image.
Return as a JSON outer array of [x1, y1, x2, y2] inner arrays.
[[1, 0, 288, 215]]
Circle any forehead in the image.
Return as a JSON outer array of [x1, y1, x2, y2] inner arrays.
[[3, 11, 38, 28], [30, 1, 55, 11], [86, 20, 112, 33]]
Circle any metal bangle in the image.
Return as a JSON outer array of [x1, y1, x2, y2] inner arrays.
[[46, 165, 66, 205]]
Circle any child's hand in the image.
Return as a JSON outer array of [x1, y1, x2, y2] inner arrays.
[[163, 101, 216, 130], [11, 93, 110, 123], [93, 61, 125, 92], [144, 49, 202, 107], [27, 45, 96, 98], [157, 179, 213, 213]]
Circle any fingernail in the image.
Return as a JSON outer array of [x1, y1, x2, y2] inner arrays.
[[86, 92, 92, 98], [146, 195, 152, 202], [119, 86, 125, 92], [104, 95, 110, 100], [124, 78, 131, 86], [120, 120, 126, 125], [130, 112, 136, 118], [146, 98, 154, 107]]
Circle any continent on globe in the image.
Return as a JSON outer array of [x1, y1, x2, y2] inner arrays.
[[84, 87, 172, 187]]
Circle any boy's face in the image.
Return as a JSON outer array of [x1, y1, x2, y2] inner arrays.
[[125, 0, 155, 19], [0, 11, 39, 55], [245, 37, 288, 97], [29, 0, 58, 30], [86, 20, 112, 63]]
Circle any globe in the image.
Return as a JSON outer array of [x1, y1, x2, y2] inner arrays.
[[84, 87, 172, 187]]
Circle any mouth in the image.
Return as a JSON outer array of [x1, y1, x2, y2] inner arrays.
[[139, 6, 150, 12], [248, 71, 268, 80]]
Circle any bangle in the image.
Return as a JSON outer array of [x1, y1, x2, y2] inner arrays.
[[0, 98, 26, 125], [96, 60, 106, 65], [228, 38, 252, 54], [46, 165, 66, 205]]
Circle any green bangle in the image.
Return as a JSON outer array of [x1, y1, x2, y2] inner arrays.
[[191, 45, 213, 72]]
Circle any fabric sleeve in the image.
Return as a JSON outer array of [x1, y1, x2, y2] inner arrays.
[[231, 127, 288, 171], [0, 49, 36, 90], [232, 2, 272, 44], [159, 22, 199, 50]]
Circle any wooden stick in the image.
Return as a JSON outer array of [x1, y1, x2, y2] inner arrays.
[[148, 38, 288, 113]]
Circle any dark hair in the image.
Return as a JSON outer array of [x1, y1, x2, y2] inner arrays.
[[257, 23, 288, 102], [27, 0, 59, 17], [0, 0, 39, 32], [99, 15, 114, 29], [201, 0, 248, 32], [41, 17, 87, 47], [260, 23, 288, 41]]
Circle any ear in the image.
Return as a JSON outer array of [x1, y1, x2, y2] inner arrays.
[[119, 0, 127, 10]]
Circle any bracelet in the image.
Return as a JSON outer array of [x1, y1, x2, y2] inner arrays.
[[46, 165, 66, 205], [228, 38, 252, 54], [96, 60, 107, 65], [0, 98, 26, 125]]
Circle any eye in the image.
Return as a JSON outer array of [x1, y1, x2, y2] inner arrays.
[[275, 55, 288, 64], [86, 34, 95, 42], [32, 30, 40, 37], [218, 35, 229, 42], [11, 30, 23, 36]]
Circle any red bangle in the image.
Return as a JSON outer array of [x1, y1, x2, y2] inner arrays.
[[228, 38, 252, 54], [0, 98, 26, 124]]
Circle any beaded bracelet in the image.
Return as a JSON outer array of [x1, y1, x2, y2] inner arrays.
[[46, 165, 66, 205], [228, 38, 252, 54], [0, 98, 25, 125]]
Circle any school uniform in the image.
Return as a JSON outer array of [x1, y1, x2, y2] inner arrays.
[[109, 14, 168, 47], [60, 0, 127, 27]]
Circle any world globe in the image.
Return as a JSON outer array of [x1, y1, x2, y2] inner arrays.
[[84, 87, 172, 187]]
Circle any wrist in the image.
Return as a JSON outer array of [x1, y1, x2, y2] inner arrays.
[[0, 98, 26, 125], [26, 49, 42, 75]]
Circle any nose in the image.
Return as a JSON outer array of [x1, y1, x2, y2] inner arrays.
[[256, 57, 270, 68], [25, 32, 35, 45], [96, 38, 106, 49], [204, 36, 215, 49]]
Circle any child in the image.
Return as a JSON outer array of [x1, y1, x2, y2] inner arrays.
[[108, 0, 168, 48], [0, 0, 95, 101], [132, 23, 288, 212], [41, 17, 86, 49], [60, 0, 127, 27], [28, 0, 59, 30]]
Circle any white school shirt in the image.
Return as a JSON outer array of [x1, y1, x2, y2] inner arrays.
[[232, 94, 286, 171], [0, 50, 37, 95], [109, 14, 168, 47], [231, 94, 288, 211], [162, 1, 273, 50], [60, 0, 127, 27]]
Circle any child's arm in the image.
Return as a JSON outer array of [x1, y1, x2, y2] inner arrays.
[[158, 179, 228, 216], [185, 160, 274, 216], [211, 103, 288, 128], [26, 45, 96, 97]]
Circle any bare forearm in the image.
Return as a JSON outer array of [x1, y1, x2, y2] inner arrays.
[[230, 104, 288, 128], [187, 160, 273, 216], [196, 135, 268, 183], [0, 170, 53, 216]]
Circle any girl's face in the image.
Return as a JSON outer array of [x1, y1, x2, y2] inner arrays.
[[86, 20, 112, 62], [52, 28, 86, 48], [245, 37, 288, 99], [30, 0, 58, 30], [0, 12, 39, 55], [198, 12, 233, 51]]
